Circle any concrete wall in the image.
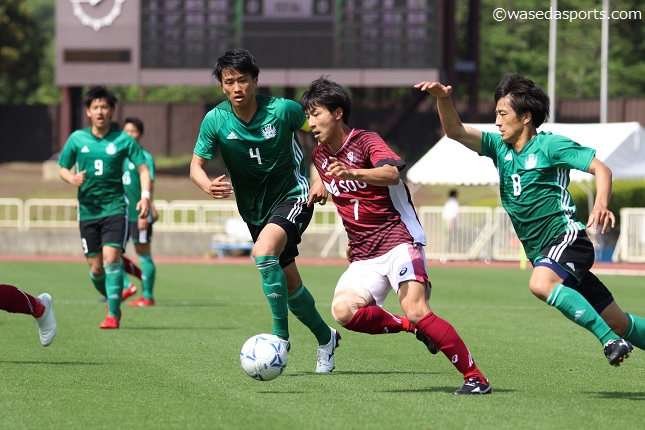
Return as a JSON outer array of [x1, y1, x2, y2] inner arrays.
[[0, 229, 338, 260]]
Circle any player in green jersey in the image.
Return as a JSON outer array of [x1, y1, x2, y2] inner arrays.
[[58, 86, 151, 329], [122, 117, 157, 307], [190, 49, 340, 372], [416, 73, 642, 366]]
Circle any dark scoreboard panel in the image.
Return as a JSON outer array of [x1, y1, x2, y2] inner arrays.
[[141, 0, 441, 70]]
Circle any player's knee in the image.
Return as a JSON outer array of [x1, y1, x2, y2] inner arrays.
[[331, 289, 369, 326], [331, 301, 353, 326], [528, 278, 554, 301]]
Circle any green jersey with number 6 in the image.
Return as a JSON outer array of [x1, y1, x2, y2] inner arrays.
[[481, 131, 595, 262], [58, 127, 146, 221], [123, 149, 155, 222], [193, 94, 310, 226]]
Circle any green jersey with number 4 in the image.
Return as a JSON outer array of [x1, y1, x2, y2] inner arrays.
[[481, 131, 595, 261], [58, 127, 145, 221], [123, 149, 155, 222], [194, 94, 310, 226]]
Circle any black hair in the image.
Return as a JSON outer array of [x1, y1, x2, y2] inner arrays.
[[212, 48, 260, 83], [494, 73, 550, 127], [124, 117, 144, 135], [84, 85, 117, 109], [300, 76, 352, 125], [449, 189, 458, 198]]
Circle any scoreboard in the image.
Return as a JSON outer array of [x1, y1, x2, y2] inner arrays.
[[57, 0, 441, 87]]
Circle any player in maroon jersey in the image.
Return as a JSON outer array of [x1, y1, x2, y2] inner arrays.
[[302, 76, 491, 395], [0, 284, 57, 346]]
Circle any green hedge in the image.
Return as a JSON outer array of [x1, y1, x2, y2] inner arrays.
[[569, 179, 645, 224]]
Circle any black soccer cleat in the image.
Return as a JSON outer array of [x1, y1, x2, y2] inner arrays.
[[454, 377, 492, 395], [415, 329, 439, 354], [604, 339, 633, 366]]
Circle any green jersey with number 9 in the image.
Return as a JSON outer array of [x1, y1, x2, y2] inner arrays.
[[481, 131, 595, 262], [193, 94, 310, 226], [58, 127, 146, 221]]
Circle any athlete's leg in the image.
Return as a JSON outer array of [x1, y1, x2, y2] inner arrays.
[[0, 284, 45, 316], [135, 242, 155, 300], [530, 266, 620, 345], [87, 253, 106, 296], [284, 262, 332, 345], [399, 280, 486, 382], [102, 245, 124, 318], [252, 223, 290, 340]]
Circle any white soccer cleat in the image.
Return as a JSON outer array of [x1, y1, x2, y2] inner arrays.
[[316, 327, 341, 373], [36, 293, 57, 347]]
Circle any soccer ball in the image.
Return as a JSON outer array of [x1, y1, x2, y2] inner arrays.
[[240, 334, 288, 381]]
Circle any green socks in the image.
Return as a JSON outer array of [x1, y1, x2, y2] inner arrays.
[[288, 284, 332, 345], [90, 271, 106, 296], [254, 256, 289, 340], [624, 313, 645, 350], [547, 284, 618, 345], [139, 254, 156, 300], [104, 263, 123, 318]]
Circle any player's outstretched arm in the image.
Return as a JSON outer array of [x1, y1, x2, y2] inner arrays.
[[586, 157, 616, 234], [414, 81, 483, 153], [326, 157, 399, 186], [189, 154, 233, 199]]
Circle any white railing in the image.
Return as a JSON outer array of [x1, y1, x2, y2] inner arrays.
[[0, 198, 23, 229], [3, 198, 642, 262], [613, 208, 645, 263]]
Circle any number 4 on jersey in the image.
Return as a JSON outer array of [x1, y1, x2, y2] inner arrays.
[[249, 148, 262, 165]]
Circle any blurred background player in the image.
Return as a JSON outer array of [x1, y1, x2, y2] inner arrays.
[[416, 73, 640, 366], [441, 189, 459, 258], [302, 76, 490, 395], [190, 49, 340, 372], [58, 86, 151, 329], [0, 284, 57, 346], [122, 117, 157, 307]]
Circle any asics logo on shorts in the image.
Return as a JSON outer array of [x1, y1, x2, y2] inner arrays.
[[399, 267, 408, 276]]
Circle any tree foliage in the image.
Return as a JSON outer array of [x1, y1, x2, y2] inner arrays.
[[0, 0, 48, 103], [474, 0, 645, 99]]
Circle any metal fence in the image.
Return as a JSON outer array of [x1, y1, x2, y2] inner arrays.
[[2, 198, 643, 262]]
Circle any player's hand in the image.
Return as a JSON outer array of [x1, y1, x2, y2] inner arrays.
[[138, 216, 150, 231], [209, 175, 233, 199], [72, 170, 86, 187], [136, 198, 150, 218], [414, 81, 453, 98], [307, 179, 328, 206], [325, 157, 354, 180], [586, 205, 615, 235]]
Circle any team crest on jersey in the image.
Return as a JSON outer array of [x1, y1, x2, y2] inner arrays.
[[347, 152, 355, 165], [261, 124, 277, 140], [106, 143, 117, 155], [525, 153, 537, 169]]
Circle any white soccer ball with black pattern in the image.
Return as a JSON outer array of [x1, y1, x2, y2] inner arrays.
[[240, 334, 288, 381]]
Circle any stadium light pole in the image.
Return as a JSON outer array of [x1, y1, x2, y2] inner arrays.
[[600, 0, 609, 123], [547, 0, 557, 123]]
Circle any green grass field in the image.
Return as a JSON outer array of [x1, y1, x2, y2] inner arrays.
[[1, 261, 643, 430]]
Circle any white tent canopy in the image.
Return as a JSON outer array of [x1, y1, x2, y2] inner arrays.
[[406, 122, 645, 185]]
